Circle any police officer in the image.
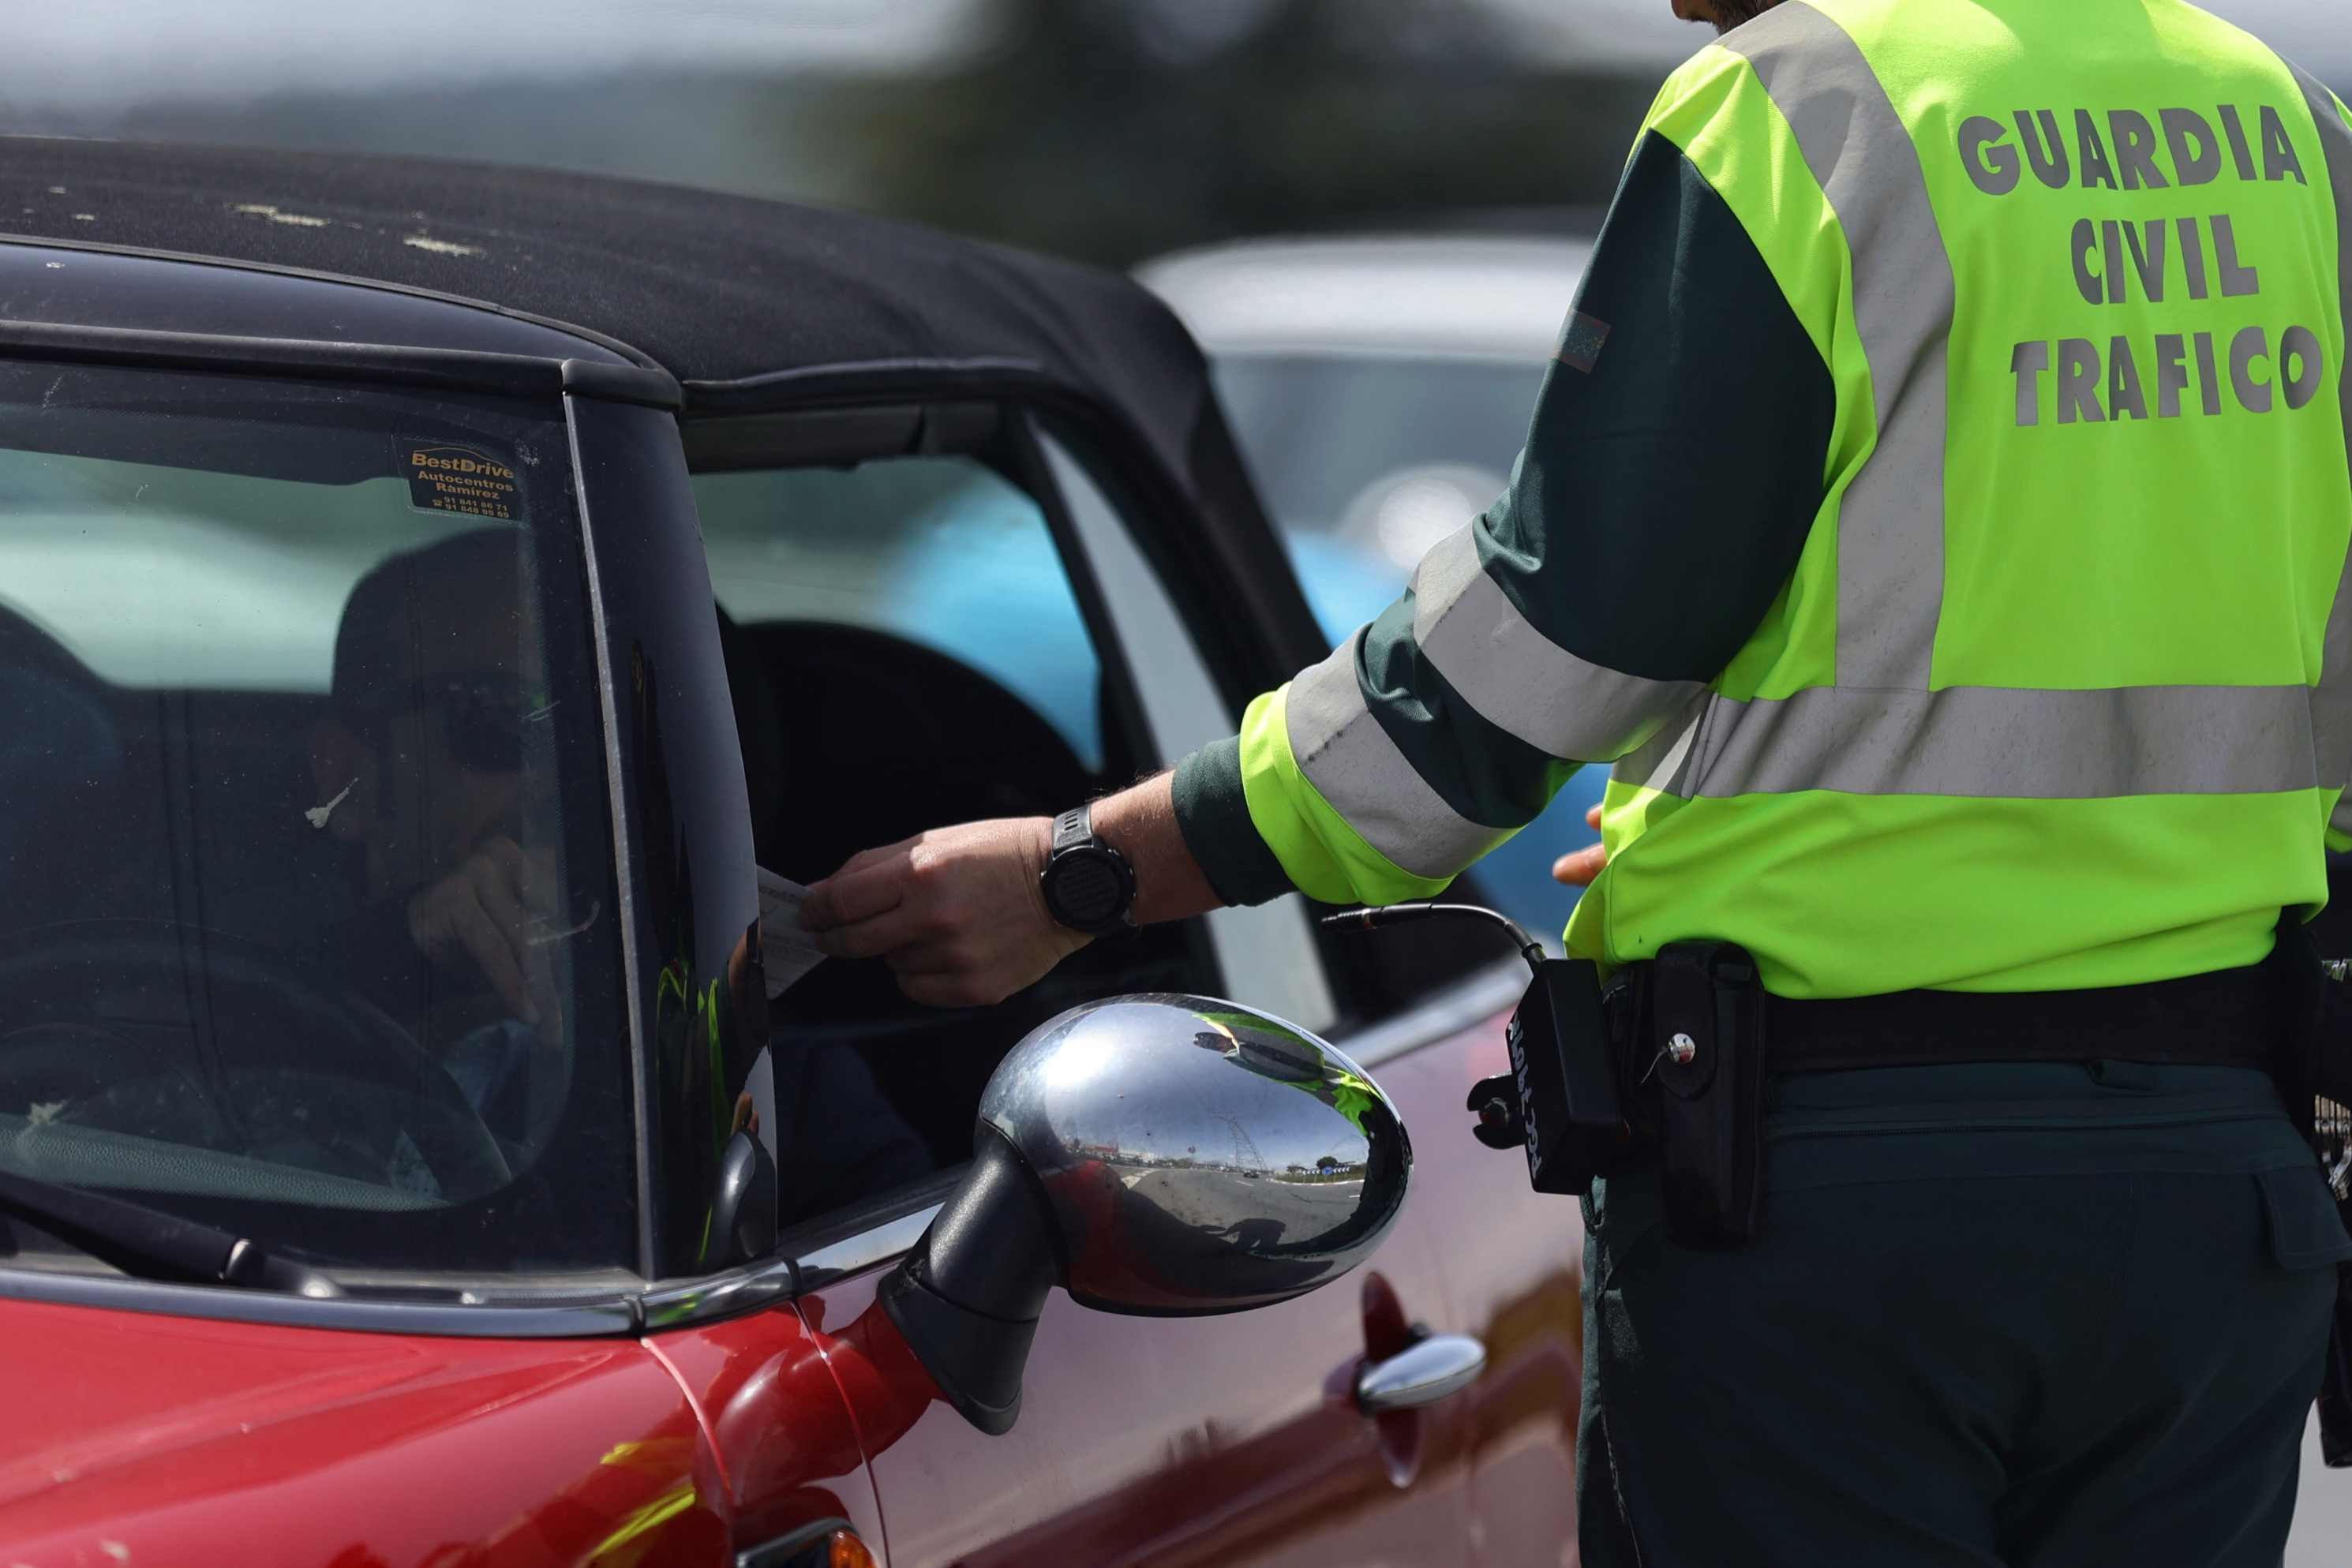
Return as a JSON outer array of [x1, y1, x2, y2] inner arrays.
[[804, 0, 2352, 1559]]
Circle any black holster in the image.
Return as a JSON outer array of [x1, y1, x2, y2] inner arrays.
[[1625, 941, 1770, 1248]]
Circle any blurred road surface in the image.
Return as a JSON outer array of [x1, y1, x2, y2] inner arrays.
[[2289, 1413, 2344, 1566]]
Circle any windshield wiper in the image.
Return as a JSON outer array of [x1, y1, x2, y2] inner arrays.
[[0, 1168, 343, 1298]]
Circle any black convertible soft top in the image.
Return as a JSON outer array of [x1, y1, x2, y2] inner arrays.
[[0, 137, 1200, 390], [0, 135, 1323, 669]]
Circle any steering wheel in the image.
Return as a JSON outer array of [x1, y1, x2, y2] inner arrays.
[[0, 921, 511, 1201]]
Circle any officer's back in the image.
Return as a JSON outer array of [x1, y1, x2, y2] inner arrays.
[[792, 2, 2352, 1562], [1552, 6, 2352, 1562], [1561, 0, 2352, 1001]]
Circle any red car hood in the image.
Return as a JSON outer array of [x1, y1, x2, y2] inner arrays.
[[1, 1295, 725, 1565]]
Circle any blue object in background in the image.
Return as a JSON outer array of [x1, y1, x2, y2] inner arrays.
[[876, 488, 1108, 773]]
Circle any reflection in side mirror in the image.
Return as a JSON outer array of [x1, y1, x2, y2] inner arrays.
[[879, 994, 1411, 1433], [985, 994, 1412, 1315]]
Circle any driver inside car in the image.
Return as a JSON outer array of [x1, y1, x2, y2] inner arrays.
[[304, 528, 565, 1130]]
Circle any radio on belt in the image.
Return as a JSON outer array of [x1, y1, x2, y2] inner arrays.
[[1321, 902, 1627, 1197]]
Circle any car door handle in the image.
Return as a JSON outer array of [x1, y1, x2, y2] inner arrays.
[[1354, 1333, 1487, 1414]]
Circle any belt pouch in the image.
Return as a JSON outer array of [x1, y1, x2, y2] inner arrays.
[[1505, 958, 1625, 1197], [1650, 941, 1767, 1248]]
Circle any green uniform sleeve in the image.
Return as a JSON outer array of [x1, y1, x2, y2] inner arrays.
[[1172, 735, 1296, 907], [1173, 84, 1839, 908]]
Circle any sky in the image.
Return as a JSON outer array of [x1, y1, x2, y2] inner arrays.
[[3, 0, 2335, 110]]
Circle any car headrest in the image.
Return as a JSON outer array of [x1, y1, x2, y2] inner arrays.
[[733, 619, 1095, 886]]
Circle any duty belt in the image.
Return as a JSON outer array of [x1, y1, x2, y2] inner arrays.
[[1590, 937, 2315, 1252], [1603, 953, 2288, 1079]]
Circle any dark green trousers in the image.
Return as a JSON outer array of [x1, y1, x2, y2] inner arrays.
[[1578, 1062, 2350, 1566]]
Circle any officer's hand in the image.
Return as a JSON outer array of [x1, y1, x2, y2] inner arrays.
[[407, 836, 562, 1044], [802, 818, 1093, 1009], [1552, 804, 1608, 888]]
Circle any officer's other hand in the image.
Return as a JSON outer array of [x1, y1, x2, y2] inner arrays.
[[1552, 803, 1608, 888], [802, 818, 1093, 1009], [407, 836, 562, 1045]]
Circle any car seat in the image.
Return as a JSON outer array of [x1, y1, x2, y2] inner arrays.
[[740, 619, 1099, 887], [721, 618, 1195, 1171]]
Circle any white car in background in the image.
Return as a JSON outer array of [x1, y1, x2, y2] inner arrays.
[[1141, 234, 1600, 946]]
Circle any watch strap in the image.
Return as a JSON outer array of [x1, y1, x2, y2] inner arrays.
[[1042, 802, 1137, 934]]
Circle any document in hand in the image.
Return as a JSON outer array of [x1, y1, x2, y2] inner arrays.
[[757, 866, 829, 1000]]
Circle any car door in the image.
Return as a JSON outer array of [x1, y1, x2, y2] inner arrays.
[[668, 395, 1483, 1566], [646, 1297, 893, 1566], [1028, 422, 1584, 1566], [1366, 998, 1588, 1566]]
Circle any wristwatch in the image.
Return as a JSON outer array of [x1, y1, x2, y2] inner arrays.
[[1039, 803, 1137, 935]]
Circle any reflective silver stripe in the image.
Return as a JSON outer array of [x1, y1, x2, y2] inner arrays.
[[1668, 683, 2320, 800], [1410, 526, 1706, 763], [1612, 698, 1710, 796], [2294, 67, 2352, 831], [1723, 2, 1956, 690], [1287, 630, 1511, 878]]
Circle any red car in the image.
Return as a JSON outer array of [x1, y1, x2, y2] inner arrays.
[[0, 140, 1582, 1567]]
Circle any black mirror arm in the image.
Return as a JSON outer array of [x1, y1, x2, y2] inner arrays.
[[704, 1128, 778, 1270], [878, 1127, 1059, 1435]]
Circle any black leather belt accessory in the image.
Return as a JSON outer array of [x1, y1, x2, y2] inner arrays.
[[1608, 945, 2287, 1078], [1326, 900, 2316, 1253], [1603, 939, 2296, 1248]]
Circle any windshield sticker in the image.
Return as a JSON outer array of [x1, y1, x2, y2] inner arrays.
[[401, 440, 521, 521]]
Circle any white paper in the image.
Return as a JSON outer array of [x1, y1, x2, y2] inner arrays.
[[757, 866, 829, 1000]]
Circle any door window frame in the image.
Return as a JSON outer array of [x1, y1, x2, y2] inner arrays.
[[676, 393, 1234, 1271], [668, 387, 1530, 1316], [1024, 415, 1335, 1035]]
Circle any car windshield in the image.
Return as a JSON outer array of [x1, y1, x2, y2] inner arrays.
[[0, 361, 631, 1279]]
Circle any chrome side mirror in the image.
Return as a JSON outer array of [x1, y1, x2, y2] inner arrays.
[[880, 994, 1411, 1432]]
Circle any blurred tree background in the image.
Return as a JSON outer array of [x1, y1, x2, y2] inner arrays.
[[819, 0, 1657, 263], [10, 0, 1675, 267], [6, 0, 2337, 269]]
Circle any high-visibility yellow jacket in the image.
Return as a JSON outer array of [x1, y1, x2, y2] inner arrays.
[[1173, 0, 2352, 999]]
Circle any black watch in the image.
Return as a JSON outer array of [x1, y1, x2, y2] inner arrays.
[[1039, 803, 1137, 935]]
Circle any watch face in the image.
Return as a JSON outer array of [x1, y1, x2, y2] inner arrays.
[[1048, 850, 1129, 931]]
